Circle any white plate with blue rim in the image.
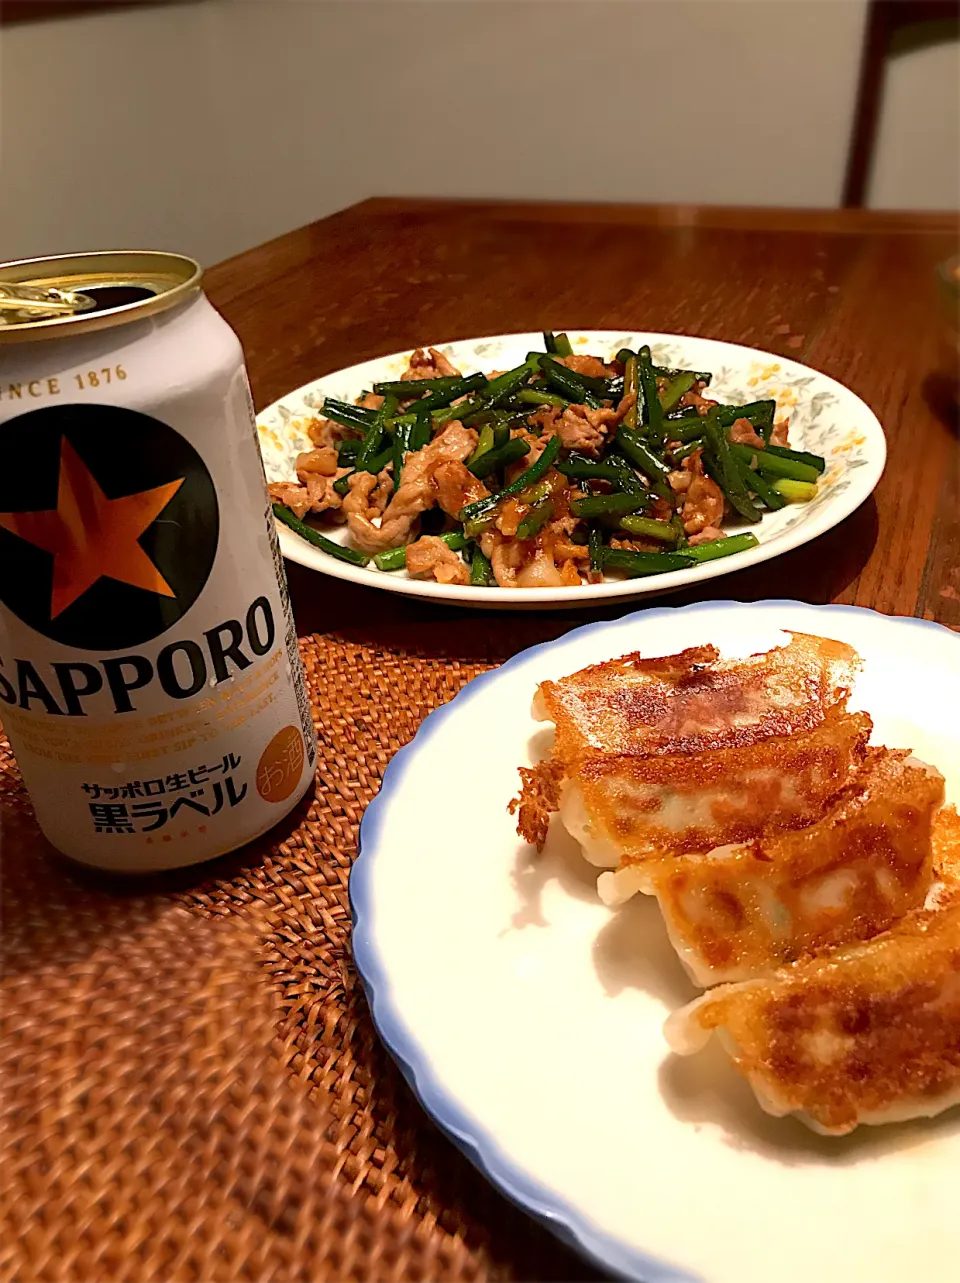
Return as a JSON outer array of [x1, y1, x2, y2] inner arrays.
[[350, 599, 960, 1283], [258, 332, 885, 609]]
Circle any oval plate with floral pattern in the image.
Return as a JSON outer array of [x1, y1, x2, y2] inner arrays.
[[257, 332, 885, 609]]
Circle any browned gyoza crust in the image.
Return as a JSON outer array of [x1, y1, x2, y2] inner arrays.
[[667, 896, 960, 1135], [575, 707, 872, 862], [536, 632, 861, 763], [514, 633, 863, 851], [634, 747, 945, 984]]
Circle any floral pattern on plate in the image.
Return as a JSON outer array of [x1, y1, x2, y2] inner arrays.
[[255, 331, 884, 609]]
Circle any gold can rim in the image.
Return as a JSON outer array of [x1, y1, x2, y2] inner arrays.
[[0, 250, 203, 344]]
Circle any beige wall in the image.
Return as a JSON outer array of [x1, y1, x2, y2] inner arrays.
[[2, 0, 950, 269]]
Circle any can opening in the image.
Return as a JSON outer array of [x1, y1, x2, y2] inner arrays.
[[0, 252, 202, 341], [80, 285, 158, 312]]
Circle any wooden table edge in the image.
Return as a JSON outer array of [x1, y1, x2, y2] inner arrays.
[[352, 196, 960, 235]]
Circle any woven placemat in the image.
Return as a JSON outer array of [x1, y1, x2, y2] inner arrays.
[[0, 618, 606, 1283]]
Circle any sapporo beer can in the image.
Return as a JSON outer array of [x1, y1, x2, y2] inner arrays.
[[0, 252, 316, 871]]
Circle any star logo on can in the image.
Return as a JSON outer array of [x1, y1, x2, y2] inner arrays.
[[0, 404, 219, 649]]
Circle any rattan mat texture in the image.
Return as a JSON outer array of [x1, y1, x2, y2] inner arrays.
[[1, 623, 606, 1283]]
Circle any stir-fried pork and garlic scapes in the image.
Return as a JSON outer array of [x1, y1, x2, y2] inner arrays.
[[269, 334, 826, 589]]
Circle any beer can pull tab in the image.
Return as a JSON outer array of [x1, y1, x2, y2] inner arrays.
[[0, 282, 97, 324]]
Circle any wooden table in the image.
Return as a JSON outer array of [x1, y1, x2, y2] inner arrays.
[[208, 198, 960, 633]]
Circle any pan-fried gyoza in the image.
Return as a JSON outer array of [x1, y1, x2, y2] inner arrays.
[[511, 632, 957, 1134], [512, 633, 865, 857], [602, 748, 945, 985], [664, 895, 960, 1135]]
